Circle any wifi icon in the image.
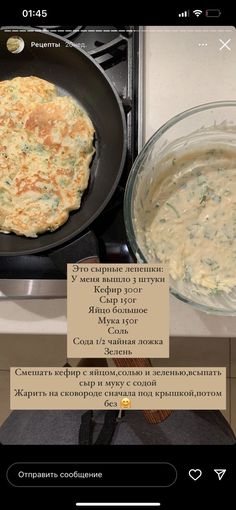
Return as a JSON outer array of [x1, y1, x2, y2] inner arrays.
[[193, 9, 203, 16]]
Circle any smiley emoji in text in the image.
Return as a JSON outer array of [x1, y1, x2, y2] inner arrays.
[[120, 397, 131, 409]]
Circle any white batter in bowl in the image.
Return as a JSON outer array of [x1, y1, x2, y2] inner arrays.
[[124, 102, 236, 315]]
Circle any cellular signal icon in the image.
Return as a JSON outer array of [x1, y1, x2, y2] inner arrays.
[[178, 10, 189, 17]]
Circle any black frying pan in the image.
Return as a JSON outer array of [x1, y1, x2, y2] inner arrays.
[[0, 28, 126, 255]]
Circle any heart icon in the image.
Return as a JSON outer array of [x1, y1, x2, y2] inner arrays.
[[189, 469, 202, 481]]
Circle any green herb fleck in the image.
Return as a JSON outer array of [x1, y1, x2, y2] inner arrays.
[[210, 287, 221, 295], [204, 231, 212, 239], [203, 258, 214, 265], [21, 144, 30, 153], [206, 149, 216, 156], [166, 202, 180, 218], [184, 264, 192, 282], [200, 194, 207, 205], [35, 144, 45, 153], [202, 258, 220, 271], [52, 197, 60, 209]]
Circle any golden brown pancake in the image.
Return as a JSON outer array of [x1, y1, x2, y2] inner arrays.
[[0, 76, 95, 237]]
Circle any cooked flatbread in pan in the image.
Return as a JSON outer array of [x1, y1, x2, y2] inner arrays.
[[0, 76, 95, 237]]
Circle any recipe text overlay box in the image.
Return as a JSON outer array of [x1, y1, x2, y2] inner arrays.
[[67, 263, 169, 358], [10, 367, 226, 410]]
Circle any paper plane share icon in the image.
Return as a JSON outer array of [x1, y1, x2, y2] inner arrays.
[[214, 469, 226, 480]]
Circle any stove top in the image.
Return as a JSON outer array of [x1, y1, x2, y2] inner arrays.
[[0, 25, 140, 298]]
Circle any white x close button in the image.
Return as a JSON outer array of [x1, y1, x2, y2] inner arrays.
[[219, 38, 231, 51]]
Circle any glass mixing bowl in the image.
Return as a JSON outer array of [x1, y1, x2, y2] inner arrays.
[[124, 101, 236, 315]]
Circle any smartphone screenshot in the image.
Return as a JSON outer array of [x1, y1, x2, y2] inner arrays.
[[0, 7, 235, 509]]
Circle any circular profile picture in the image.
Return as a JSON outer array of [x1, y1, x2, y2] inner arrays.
[[6, 36, 25, 54]]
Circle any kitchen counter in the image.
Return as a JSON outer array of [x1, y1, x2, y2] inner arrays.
[[143, 26, 236, 141], [0, 296, 236, 336]]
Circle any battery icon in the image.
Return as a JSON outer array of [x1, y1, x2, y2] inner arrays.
[[205, 9, 221, 17]]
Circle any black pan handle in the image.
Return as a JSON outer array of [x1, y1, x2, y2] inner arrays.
[[49, 230, 99, 275]]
